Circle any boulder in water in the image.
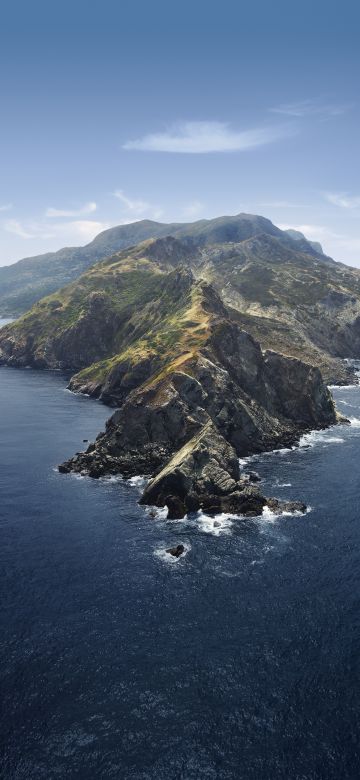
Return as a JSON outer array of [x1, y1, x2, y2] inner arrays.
[[166, 544, 185, 558]]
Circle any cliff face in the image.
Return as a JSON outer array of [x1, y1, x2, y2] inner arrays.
[[61, 322, 335, 478], [193, 233, 360, 384]]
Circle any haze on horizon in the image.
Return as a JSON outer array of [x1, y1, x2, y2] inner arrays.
[[0, 0, 359, 267]]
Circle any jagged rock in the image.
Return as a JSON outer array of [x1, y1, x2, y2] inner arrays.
[[140, 422, 239, 507], [58, 463, 71, 474], [266, 497, 307, 514], [246, 471, 261, 483], [139, 423, 270, 520], [165, 496, 187, 520], [165, 544, 185, 558]]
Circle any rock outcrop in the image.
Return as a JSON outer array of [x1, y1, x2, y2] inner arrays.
[[139, 422, 268, 518], [166, 545, 185, 558]]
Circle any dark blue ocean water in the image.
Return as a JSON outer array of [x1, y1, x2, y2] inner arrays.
[[1, 348, 360, 778]]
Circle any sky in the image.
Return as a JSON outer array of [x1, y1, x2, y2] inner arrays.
[[0, 0, 360, 266]]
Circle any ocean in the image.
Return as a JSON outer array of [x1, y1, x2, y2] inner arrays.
[[1, 335, 360, 778]]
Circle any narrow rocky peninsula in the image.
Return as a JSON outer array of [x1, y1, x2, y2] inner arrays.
[[57, 279, 336, 518]]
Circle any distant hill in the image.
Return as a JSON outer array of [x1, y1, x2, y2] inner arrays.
[[0, 213, 324, 315]]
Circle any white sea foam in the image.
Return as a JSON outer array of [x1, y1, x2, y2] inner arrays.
[[261, 506, 281, 523], [195, 511, 235, 536], [154, 542, 191, 564], [329, 383, 359, 390], [239, 454, 258, 468], [239, 445, 295, 469], [145, 505, 168, 521], [349, 417, 360, 427], [260, 504, 312, 522], [100, 474, 123, 483], [128, 475, 149, 490], [299, 430, 344, 448]]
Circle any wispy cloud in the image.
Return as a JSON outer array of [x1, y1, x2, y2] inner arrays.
[[260, 200, 307, 209], [3, 219, 40, 239], [181, 200, 205, 219], [113, 189, 163, 220], [0, 203, 13, 212], [45, 201, 97, 218], [270, 100, 350, 118], [325, 191, 360, 209], [123, 120, 293, 154], [67, 220, 109, 241], [2, 217, 108, 243], [278, 223, 343, 241]]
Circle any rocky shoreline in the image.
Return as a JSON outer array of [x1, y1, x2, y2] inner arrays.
[[58, 419, 329, 521]]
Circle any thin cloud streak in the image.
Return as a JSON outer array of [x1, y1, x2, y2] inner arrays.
[[3, 219, 38, 239], [2, 217, 109, 244], [123, 120, 294, 154], [270, 100, 350, 118], [260, 200, 308, 209], [45, 201, 97, 218], [113, 189, 163, 220], [181, 200, 205, 219], [325, 192, 360, 209]]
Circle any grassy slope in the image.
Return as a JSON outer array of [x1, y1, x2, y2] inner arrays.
[[0, 240, 213, 397], [71, 279, 211, 391]]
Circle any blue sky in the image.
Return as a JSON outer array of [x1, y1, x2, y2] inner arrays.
[[0, 0, 359, 266]]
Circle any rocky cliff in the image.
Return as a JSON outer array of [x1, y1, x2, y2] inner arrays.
[[57, 278, 336, 518], [0, 232, 339, 519]]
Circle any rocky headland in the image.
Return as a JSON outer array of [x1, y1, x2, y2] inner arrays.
[[0, 218, 351, 522]]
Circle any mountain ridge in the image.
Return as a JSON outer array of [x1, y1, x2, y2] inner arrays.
[[0, 213, 328, 316], [1, 228, 360, 385]]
